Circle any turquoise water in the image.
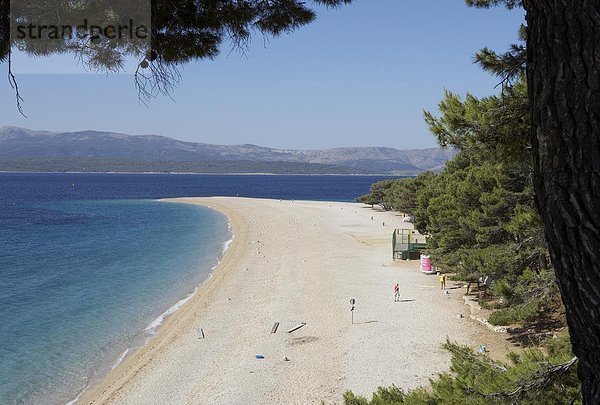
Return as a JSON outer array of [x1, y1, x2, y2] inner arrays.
[[0, 172, 398, 404], [0, 199, 230, 404]]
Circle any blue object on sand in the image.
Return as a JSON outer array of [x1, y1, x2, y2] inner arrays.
[[255, 354, 265, 359]]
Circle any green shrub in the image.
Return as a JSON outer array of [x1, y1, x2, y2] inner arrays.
[[343, 338, 580, 405], [488, 300, 541, 326]]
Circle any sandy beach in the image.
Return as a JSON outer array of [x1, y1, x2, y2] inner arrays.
[[80, 197, 512, 404]]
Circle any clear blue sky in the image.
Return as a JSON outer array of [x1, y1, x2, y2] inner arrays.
[[0, 1, 524, 149]]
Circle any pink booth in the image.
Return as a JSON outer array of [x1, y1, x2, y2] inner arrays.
[[420, 254, 434, 274]]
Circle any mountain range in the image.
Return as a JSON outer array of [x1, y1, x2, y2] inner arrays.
[[0, 126, 456, 175]]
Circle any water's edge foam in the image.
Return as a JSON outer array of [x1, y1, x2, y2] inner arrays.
[[65, 209, 234, 405], [143, 219, 234, 337]]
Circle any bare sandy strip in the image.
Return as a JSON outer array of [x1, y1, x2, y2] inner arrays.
[[80, 197, 511, 405]]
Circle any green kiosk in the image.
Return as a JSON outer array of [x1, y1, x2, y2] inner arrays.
[[392, 228, 428, 260]]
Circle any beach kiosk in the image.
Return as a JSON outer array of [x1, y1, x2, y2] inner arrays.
[[420, 255, 435, 274], [392, 228, 428, 260]]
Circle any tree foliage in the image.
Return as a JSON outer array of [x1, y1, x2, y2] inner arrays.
[[344, 337, 580, 405], [355, 17, 581, 402], [358, 29, 554, 323], [361, 81, 552, 313], [356, 174, 435, 213], [0, 0, 352, 105], [0, 0, 352, 63], [464, 0, 522, 10]]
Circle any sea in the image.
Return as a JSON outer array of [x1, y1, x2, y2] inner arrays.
[[0, 172, 398, 405]]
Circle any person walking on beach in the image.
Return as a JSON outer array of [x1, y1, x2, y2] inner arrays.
[[440, 273, 447, 290], [393, 283, 400, 302]]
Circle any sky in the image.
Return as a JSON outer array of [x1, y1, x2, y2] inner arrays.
[[0, 1, 525, 150]]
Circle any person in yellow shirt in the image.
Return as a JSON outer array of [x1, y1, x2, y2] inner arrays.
[[440, 273, 447, 290]]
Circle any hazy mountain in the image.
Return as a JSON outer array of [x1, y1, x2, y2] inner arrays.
[[0, 126, 456, 175]]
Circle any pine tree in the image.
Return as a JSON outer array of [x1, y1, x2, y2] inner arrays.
[[344, 337, 580, 405], [355, 18, 581, 402]]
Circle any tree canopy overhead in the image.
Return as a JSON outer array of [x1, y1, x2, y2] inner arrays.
[[0, 0, 352, 106], [1, 0, 353, 63]]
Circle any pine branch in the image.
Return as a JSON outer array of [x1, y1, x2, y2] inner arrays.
[[473, 356, 578, 400], [7, 50, 26, 117]]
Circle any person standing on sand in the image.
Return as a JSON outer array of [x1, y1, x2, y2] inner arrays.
[[440, 273, 447, 290], [393, 283, 400, 302]]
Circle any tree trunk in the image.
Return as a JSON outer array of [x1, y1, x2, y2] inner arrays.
[[524, 1, 600, 402]]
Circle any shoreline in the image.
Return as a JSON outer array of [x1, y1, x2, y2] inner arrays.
[[142, 214, 233, 339], [0, 171, 407, 177], [77, 198, 245, 404], [65, 201, 235, 405], [79, 197, 515, 404]]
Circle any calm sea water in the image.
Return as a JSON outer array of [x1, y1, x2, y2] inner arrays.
[[0, 173, 396, 404]]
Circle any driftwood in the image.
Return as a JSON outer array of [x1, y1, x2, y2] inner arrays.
[[287, 323, 306, 333], [271, 322, 280, 334]]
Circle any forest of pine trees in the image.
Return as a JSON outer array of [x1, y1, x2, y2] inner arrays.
[[353, 19, 581, 405]]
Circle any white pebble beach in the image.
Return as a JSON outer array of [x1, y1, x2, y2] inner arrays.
[[79, 197, 512, 404]]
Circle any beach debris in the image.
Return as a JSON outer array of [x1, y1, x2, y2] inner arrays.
[[271, 322, 280, 334], [478, 345, 487, 354], [255, 354, 265, 359], [287, 322, 306, 333], [197, 328, 205, 339], [457, 313, 463, 319], [283, 356, 290, 361]]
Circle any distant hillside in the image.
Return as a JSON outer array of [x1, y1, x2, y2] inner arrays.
[[0, 127, 456, 175]]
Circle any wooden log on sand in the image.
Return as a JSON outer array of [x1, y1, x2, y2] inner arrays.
[[271, 322, 280, 334], [287, 323, 306, 333]]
